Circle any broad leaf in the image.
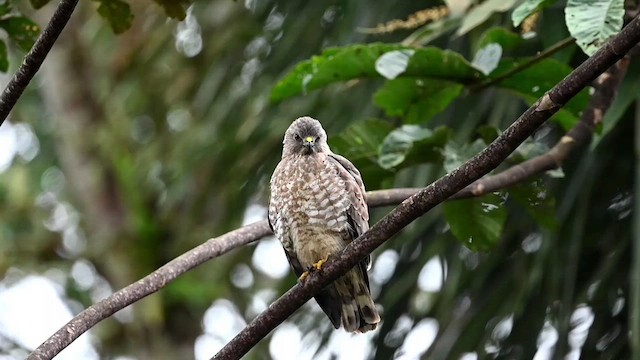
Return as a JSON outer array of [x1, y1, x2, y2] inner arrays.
[[443, 193, 507, 251], [491, 58, 591, 129], [510, 181, 557, 230], [378, 125, 451, 170], [472, 43, 502, 75], [330, 119, 395, 189], [373, 78, 463, 123], [271, 44, 483, 103], [565, 0, 624, 56], [94, 0, 134, 34], [477, 27, 526, 53], [0, 17, 39, 52], [442, 139, 487, 173], [512, 0, 558, 27]]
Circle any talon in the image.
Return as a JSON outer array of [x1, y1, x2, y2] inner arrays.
[[299, 271, 310, 282], [313, 255, 330, 271]]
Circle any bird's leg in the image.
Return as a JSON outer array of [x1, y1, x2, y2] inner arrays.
[[298, 255, 330, 283]]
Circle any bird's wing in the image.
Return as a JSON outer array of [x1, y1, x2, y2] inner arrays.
[[327, 153, 372, 273]]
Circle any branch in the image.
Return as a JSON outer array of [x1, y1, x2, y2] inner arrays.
[[470, 36, 576, 92], [27, 17, 639, 360], [0, 0, 78, 126], [213, 15, 640, 360]]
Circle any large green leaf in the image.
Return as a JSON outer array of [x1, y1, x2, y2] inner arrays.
[[329, 119, 395, 189], [443, 193, 507, 251], [0, 16, 40, 52], [512, 0, 558, 27], [510, 181, 557, 230], [94, 0, 134, 34], [271, 43, 483, 103], [491, 58, 591, 129], [565, 0, 624, 56], [476, 27, 526, 53], [377, 125, 451, 170], [373, 78, 463, 123]]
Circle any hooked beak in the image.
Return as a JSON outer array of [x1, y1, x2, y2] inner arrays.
[[303, 136, 315, 153]]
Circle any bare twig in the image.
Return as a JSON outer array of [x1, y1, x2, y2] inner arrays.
[[213, 15, 640, 360], [0, 0, 79, 126]]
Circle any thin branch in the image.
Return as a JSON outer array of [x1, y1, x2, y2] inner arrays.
[[213, 15, 640, 360], [0, 0, 79, 126], [470, 36, 576, 92]]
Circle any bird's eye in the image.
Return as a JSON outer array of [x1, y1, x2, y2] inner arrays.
[[315, 136, 320, 142], [294, 134, 302, 141]]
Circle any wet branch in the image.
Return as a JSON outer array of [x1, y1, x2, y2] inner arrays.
[[212, 15, 640, 360], [0, 0, 79, 126]]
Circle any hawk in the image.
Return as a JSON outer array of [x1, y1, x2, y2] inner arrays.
[[268, 116, 381, 333]]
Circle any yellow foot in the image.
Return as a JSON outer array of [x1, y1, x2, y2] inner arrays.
[[299, 255, 330, 283], [312, 255, 330, 271]]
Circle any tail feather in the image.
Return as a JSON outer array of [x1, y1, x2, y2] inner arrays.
[[335, 269, 381, 333]]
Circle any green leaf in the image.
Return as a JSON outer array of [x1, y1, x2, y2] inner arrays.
[[509, 181, 557, 230], [476, 125, 500, 143], [443, 193, 507, 251], [0, 40, 8, 72], [477, 27, 526, 53], [377, 125, 451, 170], [472, 43, 502, 75], [565, 0, 624, 56], [153, 0, 190, 20], [29, 0, 53, 9], [271, 43, 483, 103], [94, 0, 134, 34], [0, 17, 40, 52], [373, 78, 463, 123], [442, 139, 487, 173], [0, 0, 12, 16], [512, 0, 558, 27], [491, 58, 591, 129], [457, 0, 518, 36], [329, 119, 395, 189]]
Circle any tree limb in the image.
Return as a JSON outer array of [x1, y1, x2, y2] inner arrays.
[[212, 15, 640, 360], [0, 0, 79, 126]]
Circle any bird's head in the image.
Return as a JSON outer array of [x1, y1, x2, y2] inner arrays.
[[282, 117, 329, 157]]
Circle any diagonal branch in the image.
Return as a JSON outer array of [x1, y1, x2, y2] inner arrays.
[[0, 0, 79, 126], [212, 15, 640, 360]]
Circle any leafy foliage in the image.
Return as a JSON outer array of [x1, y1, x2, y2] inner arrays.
[[443, 193, 507, 251], [94, 0, 134, 34], [565, 0, 625, 55]]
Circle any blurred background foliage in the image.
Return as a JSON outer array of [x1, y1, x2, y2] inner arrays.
[[0, 0, 638, 359]]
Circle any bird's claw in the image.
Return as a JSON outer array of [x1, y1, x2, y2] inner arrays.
[[298, 255, 330, 283], [312, 255, 329, 271]]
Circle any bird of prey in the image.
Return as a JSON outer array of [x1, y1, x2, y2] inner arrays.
[[268, 116, 380, 333]]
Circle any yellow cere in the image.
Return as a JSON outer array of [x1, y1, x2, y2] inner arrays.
[[305, 136, 314, 142]]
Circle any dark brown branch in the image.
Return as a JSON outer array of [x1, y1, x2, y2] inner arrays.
[[0, 0, 79, 126], [213, 15, 640, 360]]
